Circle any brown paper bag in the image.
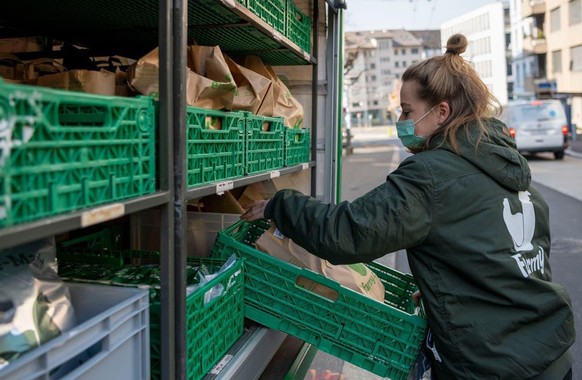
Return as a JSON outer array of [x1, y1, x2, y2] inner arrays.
[[242, 56, 275, 116], [255, 225, 385, 303], [0, 53, 24, 82], [266, 65, 304, 128], [187, 45, 237, 109], [36, 69, 116, 96], [23, 58, 66, 85], [223, 55, 272, 114]]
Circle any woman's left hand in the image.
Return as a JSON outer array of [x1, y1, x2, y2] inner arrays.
[[240, 199, 270, 221]]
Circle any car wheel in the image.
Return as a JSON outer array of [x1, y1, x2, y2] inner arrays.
[[554, 150, 565, 160]]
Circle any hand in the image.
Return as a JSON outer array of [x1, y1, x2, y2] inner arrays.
[[412, 290, 422, 306], [240, 199, 270, 222]]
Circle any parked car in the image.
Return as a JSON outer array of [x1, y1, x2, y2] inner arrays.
[[500, 99, 569, 160]]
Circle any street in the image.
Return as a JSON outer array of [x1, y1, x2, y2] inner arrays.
[[307, 132, 582, 379]]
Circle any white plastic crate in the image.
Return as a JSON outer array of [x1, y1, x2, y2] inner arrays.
[[0, 282, 150, 380]]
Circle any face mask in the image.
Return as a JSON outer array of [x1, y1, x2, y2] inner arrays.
[[396, 106, 436, 149]]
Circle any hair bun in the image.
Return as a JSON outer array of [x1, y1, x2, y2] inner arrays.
[[445, 34, 467, 55]]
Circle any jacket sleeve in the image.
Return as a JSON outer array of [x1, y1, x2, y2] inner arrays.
[[264, 156, 434, 264]]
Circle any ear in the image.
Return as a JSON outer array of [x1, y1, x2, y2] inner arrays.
[[436, 101, 451, 125]]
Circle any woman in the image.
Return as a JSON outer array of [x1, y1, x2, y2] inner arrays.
[[241, 34, 575, 379]]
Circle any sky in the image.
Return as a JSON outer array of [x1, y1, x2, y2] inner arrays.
[[344, 0, 500, 31]]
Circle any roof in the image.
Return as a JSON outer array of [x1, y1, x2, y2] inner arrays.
[[409, 30, 442, 50]]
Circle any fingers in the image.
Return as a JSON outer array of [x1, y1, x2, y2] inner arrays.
[[240, 200, 269, 221]]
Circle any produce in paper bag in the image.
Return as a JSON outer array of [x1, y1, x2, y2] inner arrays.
[[187, 45, 237, 109], [265, 66, 304, 128], [0, 238, 76, 370], [255, 225, 385, 303], [36, 69, 116, 96], [241, 56, 275, 116], [224, 55, 271, 114]]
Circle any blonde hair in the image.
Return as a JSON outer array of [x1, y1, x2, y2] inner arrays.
[[402, 33, 501, 153]]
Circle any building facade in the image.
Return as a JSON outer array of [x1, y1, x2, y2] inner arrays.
[[344, 29, 440, 127], [441, 2, 510, 105]]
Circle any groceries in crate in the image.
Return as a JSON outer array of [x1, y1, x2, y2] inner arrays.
[[255, 224, 385, 303], [0, 238, 76, 370]]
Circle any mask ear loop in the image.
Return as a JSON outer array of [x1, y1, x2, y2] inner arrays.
[[413, 105, 437, 125]]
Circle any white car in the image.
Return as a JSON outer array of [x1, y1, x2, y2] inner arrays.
[[500, 100, 570, 160]]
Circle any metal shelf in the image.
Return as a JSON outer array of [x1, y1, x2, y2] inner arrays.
[[186, 162, 315, 200], [0, 0, 314, 65], [204, 325, 287, 380], [0, 191, 171, 250]]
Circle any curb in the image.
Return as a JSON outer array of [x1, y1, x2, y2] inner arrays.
[[565, 148, 582, 159]]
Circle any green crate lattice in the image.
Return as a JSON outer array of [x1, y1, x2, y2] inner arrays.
[[213, 220, 427, 380], [241, 0, 286, 34], [244, 113, 284, 175], [0, 81, 156, 228], [186, 107, 245, 188], [286, 0, 312, 53], [285, 128, 310, 166], [58, 250, 244, 380]]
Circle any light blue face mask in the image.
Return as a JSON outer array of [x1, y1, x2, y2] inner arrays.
[[395, 106, 436, 149]]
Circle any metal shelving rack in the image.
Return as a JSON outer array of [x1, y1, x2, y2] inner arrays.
[[0, 0, 346, 378]]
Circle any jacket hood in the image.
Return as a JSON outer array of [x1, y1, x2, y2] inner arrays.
[[429, 118, 531, 191]]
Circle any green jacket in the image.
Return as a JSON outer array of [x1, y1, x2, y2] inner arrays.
[[265, 118, 575, 379]]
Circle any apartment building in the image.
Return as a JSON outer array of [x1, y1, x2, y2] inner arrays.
[[441, 1, 510, 105], [344, 29, 439, 127]]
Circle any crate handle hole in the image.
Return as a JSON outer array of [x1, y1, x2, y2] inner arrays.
[[262, 121, 270, 132], [295, 275, 339, 302], [58, 104, 108, 127], [205, 116, 223, 130]]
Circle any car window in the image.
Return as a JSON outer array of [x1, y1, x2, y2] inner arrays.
[[505, 102, 565, 123]]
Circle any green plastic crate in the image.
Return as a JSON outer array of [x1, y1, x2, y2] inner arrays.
[[285, 127, 310, 166], [244, 113, 284, 175], [242, 0, 286, 34], [0, 80, 156, 228], [186, 107, 245, 187], [58, 250, 244, 380], [213, 220, 427, 380], [286, 0, 312, 53]]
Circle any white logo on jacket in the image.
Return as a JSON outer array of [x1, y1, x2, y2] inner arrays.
[[502, 191, 545, 278]]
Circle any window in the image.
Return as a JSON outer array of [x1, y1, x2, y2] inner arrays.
[[570, 0, 582, 25], [550, 7, 561, 32], [401, 48, 406, 55], [571, 45, 582, 71], [411, 48, 419, 54], [552, 50, 562, 73], [395, 61, 400, 68], [370, 63, 376, 69], [402, 61, 407, 67], [394, 49, 399, 55]]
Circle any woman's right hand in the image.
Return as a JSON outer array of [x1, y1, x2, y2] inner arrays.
[[240, 199, 270, 222]]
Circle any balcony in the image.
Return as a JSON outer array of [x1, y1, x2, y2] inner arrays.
[[521, 0, 545, 18], [523, 32, 547, 54]]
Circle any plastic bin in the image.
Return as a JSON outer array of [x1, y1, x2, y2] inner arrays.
[[186, 107, 245, 187], [0, 282, 149, 380], [56, 251, 245, 380], [244, 113, 285, 175], [286, 0, 312, 53], [284, 127, 310, 166], [212, 220, 427, 380], [0, 80, 156, 228]]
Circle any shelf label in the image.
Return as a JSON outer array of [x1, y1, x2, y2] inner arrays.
[[81, 203, 125, 227], [270, 170, 280, 179], [216, 181, 234, 195], [302, 163, 309, 170], [210, 354, 233, 375]]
